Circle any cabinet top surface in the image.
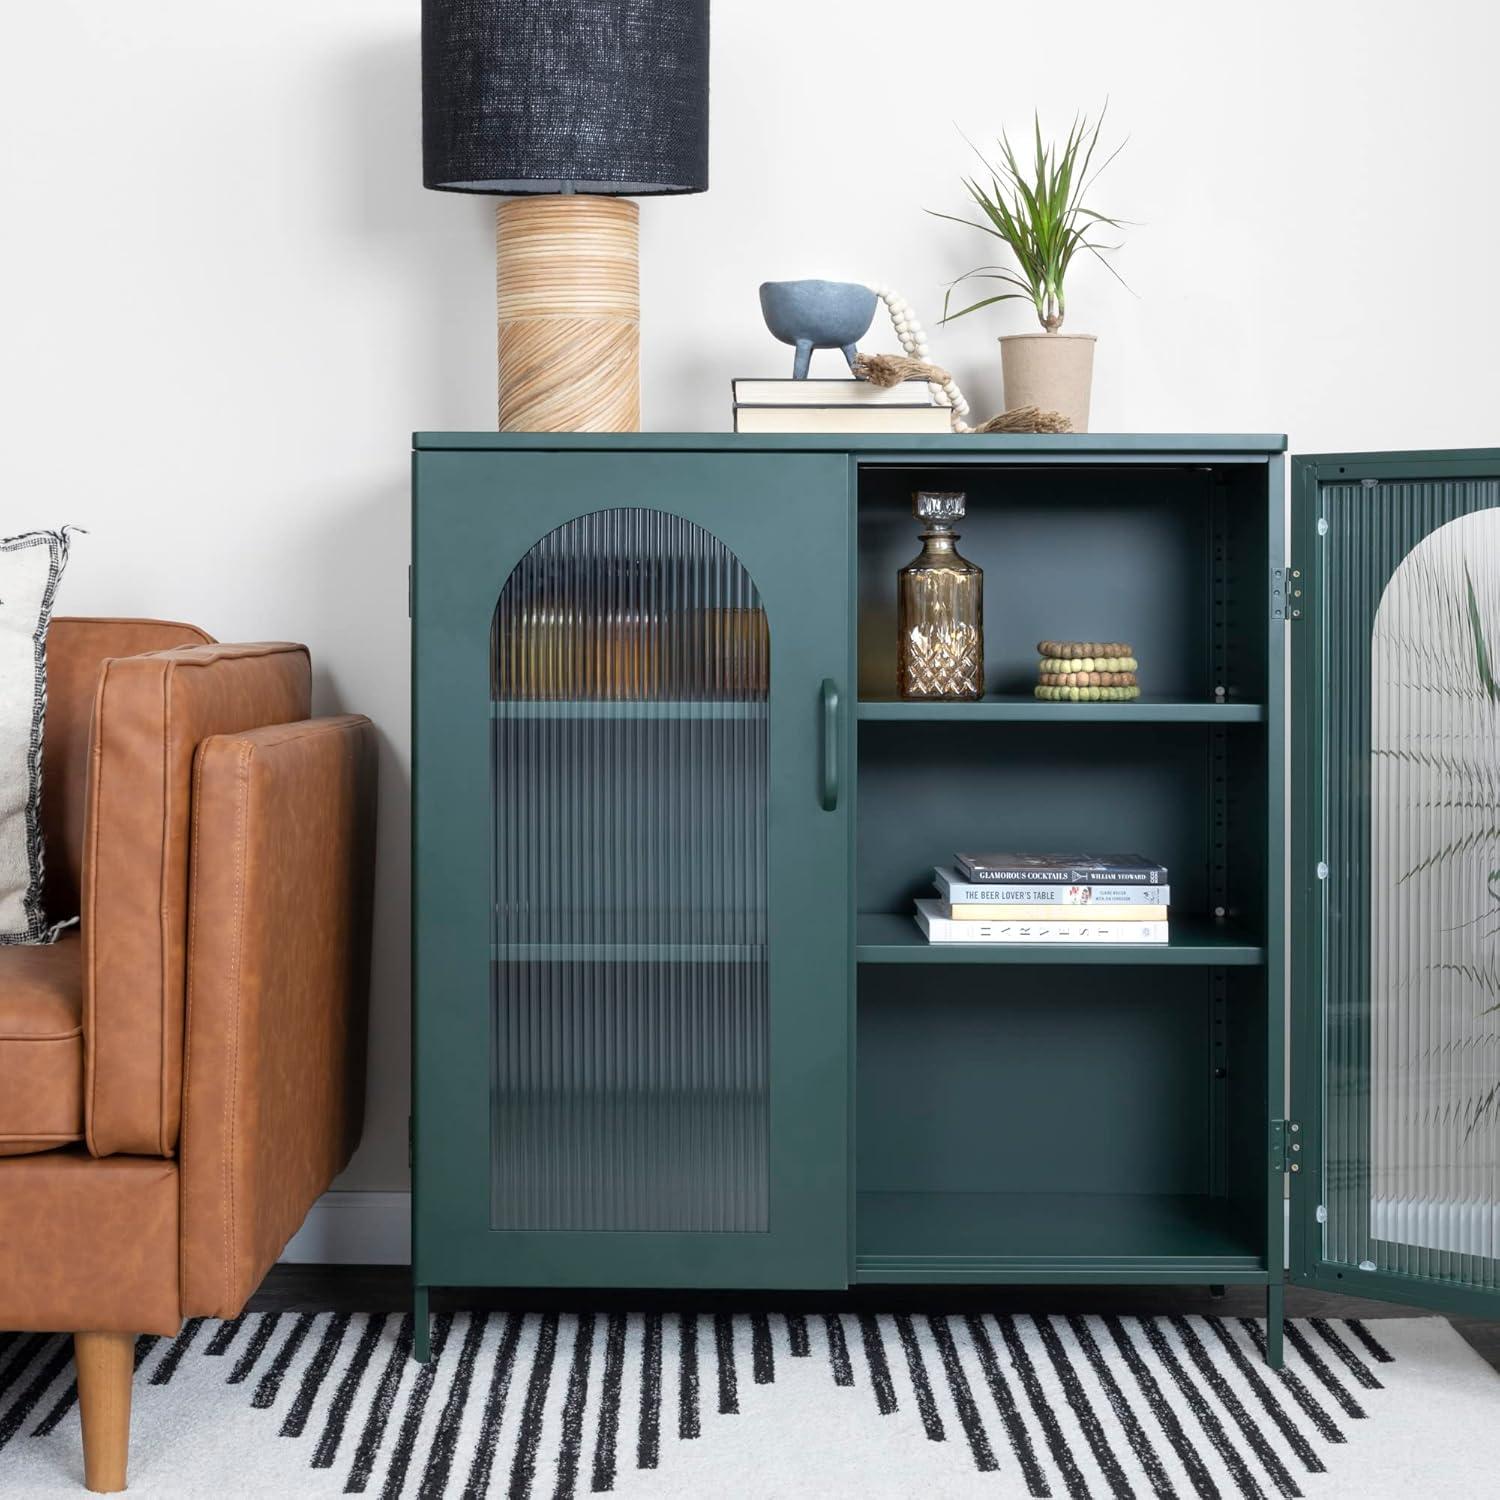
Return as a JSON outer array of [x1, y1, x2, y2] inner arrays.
[[413, 431, 1288, 456]]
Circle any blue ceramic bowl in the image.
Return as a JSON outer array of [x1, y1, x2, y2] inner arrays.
[[759, 279, 878, 378]]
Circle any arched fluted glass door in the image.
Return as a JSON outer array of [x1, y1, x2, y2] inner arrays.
[[1297, 459, 1500, 1313], [1358, 508, 1500, 1273], [490, 508, 770, 1232]]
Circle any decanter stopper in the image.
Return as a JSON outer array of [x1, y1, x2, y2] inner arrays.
[[913, 491, 966, 526]]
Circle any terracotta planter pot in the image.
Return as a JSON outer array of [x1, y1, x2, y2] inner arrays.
[[999, 333, 1096, 433]]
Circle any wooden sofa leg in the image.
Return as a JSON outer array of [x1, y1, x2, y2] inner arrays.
[[74, 1332, 134, 1493]]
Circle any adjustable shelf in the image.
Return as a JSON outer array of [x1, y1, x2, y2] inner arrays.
[[854, 1191, 1267, 1283], [490, 700, 761, 720], [855, 913, 1265, 966], [491, 942, 761, 962], [857, 696, 1265, 724]]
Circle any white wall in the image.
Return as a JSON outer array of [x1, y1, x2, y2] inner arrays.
[[2, 0, 1495, 1192]]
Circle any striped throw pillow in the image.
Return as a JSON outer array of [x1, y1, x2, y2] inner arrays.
[[1, 529, 74, 944]]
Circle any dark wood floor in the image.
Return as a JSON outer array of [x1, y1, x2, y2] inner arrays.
[[252, 1265, 1500, 1375]]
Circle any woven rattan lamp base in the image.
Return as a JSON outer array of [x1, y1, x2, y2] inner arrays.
[[496, 196, 640, 432]]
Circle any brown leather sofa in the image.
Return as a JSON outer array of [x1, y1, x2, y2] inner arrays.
[[0, 618, 376, 1492]]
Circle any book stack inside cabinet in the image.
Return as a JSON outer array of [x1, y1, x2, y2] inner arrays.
[[917, 853, 1171, 945]]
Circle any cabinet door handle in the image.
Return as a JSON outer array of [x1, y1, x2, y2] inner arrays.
[[820, 678, 840, 811]]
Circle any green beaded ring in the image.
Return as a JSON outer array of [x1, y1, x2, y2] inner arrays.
[[1037, 656, 1139, 675], [1034, 684, 1141, 702]]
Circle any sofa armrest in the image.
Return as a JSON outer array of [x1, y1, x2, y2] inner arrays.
[[179, 715, 376, 1318]]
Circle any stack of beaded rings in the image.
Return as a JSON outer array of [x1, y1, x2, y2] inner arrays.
[[1034, 641, 1140, 702]]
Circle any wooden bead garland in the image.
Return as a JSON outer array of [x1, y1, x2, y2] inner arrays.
[[866, 283, 971, 429], [856, 286, 1072, 433]]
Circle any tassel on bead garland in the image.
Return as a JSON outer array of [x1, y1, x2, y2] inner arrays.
[[861, 284, 1074, 435], [972, 405, 1073, 435]]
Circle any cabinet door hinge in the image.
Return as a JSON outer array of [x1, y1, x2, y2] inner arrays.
[[1271, 1118, 1302, 1174], [407, 564, 413, 619], [408, 1114, 414, 1169], [1271, 565, 1305, 621]]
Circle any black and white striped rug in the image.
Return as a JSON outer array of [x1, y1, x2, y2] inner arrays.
[[0, 1312, 1494, 1497]]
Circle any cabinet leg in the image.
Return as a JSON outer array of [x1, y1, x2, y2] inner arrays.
[[1265, 1284, 1285, 1369], [75, 1331, 134, 1493], [1208, 1284, 1226, 1299], [413, 1285, 430, 1363]]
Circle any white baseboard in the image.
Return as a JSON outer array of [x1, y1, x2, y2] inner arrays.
[[280, 1190, 411, 1265]]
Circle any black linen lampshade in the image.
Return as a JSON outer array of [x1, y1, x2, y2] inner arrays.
[[422, 0, 710, 196]]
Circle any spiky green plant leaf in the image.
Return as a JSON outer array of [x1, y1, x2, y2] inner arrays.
[[931, 107, 1131, 332]]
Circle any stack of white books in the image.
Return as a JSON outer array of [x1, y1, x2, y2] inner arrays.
[[731, 378, 952, 435], [915, 853, 1171, 945]]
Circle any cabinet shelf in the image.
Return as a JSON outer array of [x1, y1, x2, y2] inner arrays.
[[857, 696, 1264, 724], [854, 1191, 1267, 1283], [855, 913, 1264, 965], [491, 700, 762, 720], [492, 942, 762, 963]]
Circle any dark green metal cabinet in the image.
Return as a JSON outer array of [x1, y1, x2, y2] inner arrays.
[[1290, 448, 1500, 1320], [412, 433, 1500, 1360], [412, 450, 854, 1307]]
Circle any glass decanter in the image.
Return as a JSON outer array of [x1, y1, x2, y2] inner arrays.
[[897, 490, 984, 700]]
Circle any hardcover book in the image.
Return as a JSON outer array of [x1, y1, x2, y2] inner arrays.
[[915, 899, 1169, 944], [934, 868, 1170, 906], [944, 901, 1167, 922], [731, 377, 949, 408], [954, 853, 1169, 885], [732, 404, 953, 435]]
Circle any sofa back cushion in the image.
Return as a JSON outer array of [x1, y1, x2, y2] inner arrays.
[[42, 618, 215, 922], [82, 641, 310, 1157]]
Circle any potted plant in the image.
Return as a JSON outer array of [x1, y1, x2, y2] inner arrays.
[[934, 109, 1128, 432]]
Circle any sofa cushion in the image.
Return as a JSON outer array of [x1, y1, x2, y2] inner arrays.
[[83, 641, 311, 1157], [0, 930, 83, 1155]]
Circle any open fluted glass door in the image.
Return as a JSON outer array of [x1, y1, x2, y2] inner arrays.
[[1291, 450, 1500, 1314]]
